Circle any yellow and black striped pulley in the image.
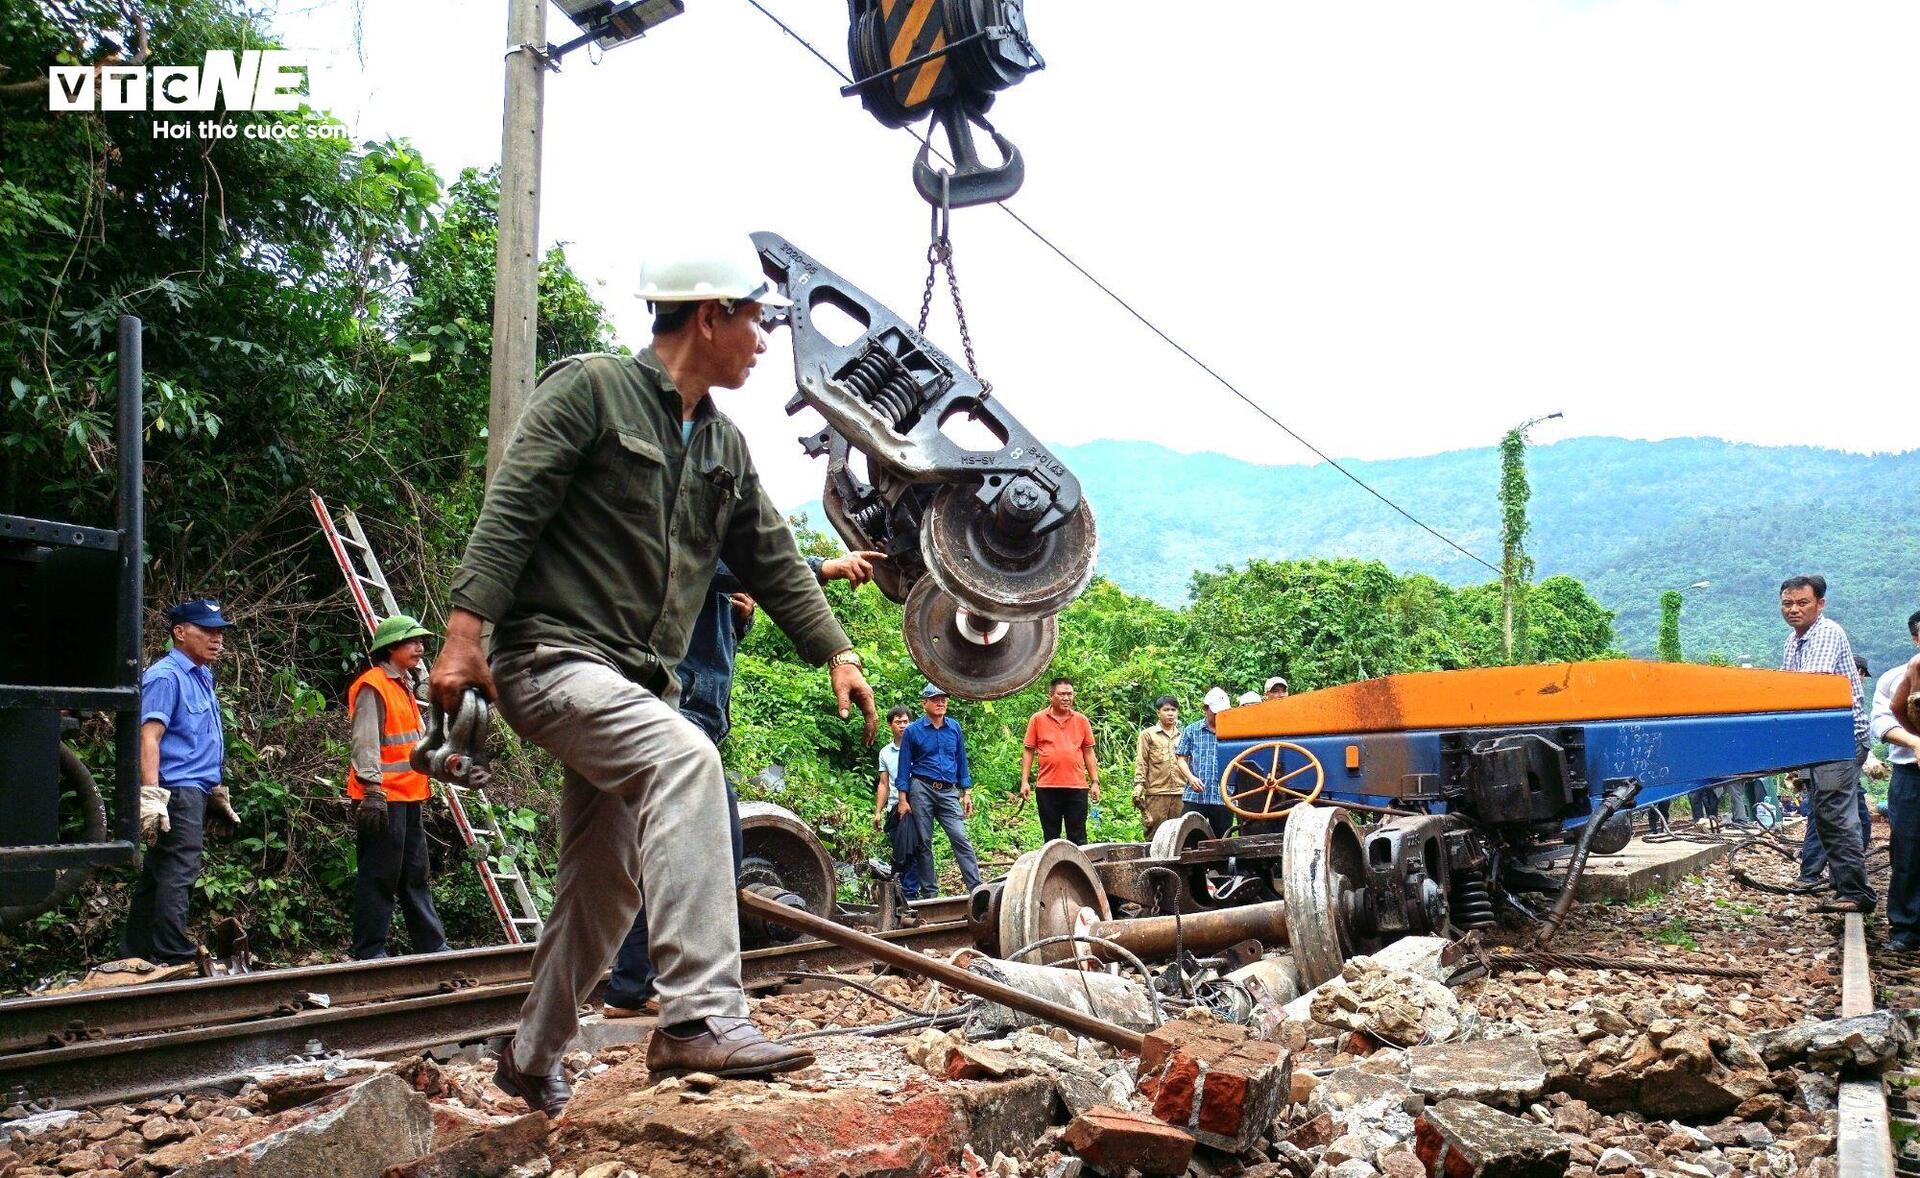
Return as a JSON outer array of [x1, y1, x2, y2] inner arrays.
[[846, 0, 1042, 206]]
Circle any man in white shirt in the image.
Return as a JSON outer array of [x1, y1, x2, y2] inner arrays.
[[1872, 610, 1920, 950]]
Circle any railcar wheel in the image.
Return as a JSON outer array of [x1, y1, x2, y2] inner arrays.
[[921, 485, 1096, 622], [1282, 804, 1381, 988], [902, 576, 1057, 700], [998, 839, 1110, 966], [736, 802, 836, 948]]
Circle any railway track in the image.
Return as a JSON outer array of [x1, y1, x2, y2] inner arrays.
[[1839, 913, 1900, 1177], [0, 896, 971, 1111]]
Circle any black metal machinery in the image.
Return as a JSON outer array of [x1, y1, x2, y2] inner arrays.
[[844, 0, 1043, 208], [0, 316, 145, 924], [755, 231, 1097, 699], [972, 803, 1480, 990]]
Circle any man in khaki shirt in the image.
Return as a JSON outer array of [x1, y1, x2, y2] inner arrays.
[[1132, 694, 1185, 839]]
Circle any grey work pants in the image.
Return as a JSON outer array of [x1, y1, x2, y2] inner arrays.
[[493, 647, 744, 1074], [1807, 747, 1875, 906]]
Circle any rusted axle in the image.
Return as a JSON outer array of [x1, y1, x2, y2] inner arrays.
[[1086, 900, 1290, 961], [738, 887, 1146, 1052]]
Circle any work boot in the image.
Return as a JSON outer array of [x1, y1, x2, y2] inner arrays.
[[1812, 897, 1876, 914], [602, 997, 659, 1019], [645, 1016, 815, 1079], [494, 1040, 572, 1117]]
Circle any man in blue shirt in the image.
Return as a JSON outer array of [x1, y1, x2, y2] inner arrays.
[[898, 684, 981, 895], [1176, 687, 1234, 838], [121, 598, 233, 964]]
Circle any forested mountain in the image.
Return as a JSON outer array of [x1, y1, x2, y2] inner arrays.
[[796, 436, 1920, 673]]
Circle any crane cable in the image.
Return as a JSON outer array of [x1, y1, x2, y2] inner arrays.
[[741, 0, 1503, 577]]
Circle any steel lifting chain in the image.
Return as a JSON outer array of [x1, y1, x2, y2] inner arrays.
[[917, 180, 989, 390]]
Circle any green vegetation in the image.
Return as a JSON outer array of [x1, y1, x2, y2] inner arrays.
[[1497, 423, 1538, 663], [1653, 917, 1699, 952]]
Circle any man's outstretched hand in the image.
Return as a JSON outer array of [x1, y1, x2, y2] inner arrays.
[[819, 551, 886, 588], [431, 607, 496, 713], [831, 657, 879, 743]]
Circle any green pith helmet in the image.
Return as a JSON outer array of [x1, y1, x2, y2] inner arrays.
[[371, 614, 434, 652]]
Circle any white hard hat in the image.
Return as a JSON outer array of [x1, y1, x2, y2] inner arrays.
[[637, 237, 790, 308], [1237, 690, 1262, 706], [1204, 687, 1233, 713]]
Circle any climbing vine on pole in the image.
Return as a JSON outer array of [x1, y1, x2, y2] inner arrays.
[[1657, 590, 1684, 662], [1499, 427, 1536, 664]]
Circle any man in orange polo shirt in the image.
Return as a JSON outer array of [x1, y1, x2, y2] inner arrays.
[[1019, 677, 1101, 845]]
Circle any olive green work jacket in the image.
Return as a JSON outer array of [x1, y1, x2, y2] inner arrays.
[[449, 348, 849, 698]]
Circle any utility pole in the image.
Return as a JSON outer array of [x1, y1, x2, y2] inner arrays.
[[1498, 411, 1561, 663], [487, 0, 547, 481]]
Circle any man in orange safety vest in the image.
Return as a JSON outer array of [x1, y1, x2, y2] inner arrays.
[[346, 614, 449, 960]]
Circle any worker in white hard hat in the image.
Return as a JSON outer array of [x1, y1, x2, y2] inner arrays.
[[435, 235, 877, 1114], [1175, 687, 1237, 838]]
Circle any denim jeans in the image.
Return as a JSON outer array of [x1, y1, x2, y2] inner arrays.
[[1887, 764, 1920, 939], [909, 778, 980, 894]]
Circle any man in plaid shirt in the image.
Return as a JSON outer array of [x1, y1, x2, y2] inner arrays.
[[1780, 575, 1875, 913]]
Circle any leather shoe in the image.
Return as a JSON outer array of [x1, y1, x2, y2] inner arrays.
[[602, 997, 659, 1019], [1812, 897, 1876, 914], [646, 1016, 815, 1079], [494, 1041, 571, 1116]]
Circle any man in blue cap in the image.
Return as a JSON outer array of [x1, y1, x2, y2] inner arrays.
[[897, 683, 980, 895], [121, 598, 235, 964]]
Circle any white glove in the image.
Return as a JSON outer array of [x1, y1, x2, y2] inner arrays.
[[139, 785, 172, 845], [1864, 752, 1891, 782]]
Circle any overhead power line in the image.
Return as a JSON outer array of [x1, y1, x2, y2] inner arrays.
[[741, 0, 1502, 577]]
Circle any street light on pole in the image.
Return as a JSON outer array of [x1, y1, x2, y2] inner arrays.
[[486, 1, 686, 481]]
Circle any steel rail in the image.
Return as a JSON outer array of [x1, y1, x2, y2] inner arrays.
[[0, 908, 971, 1110], [1835, 913, 1895, 1178], [0, 896, 966, 1055]]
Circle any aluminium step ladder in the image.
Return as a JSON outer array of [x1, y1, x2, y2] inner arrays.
[[309, 489, 545, 944]]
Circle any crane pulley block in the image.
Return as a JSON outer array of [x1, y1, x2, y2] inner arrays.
[[844, 0, 1042, 207]]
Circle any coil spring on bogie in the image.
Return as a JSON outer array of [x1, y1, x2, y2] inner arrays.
[[1451, 869, 1495, 929], [840, 350, 924, 429], [849, 497, 888, 539]]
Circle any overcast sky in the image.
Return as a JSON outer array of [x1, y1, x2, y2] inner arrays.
[[274, 1, 1920, 512]]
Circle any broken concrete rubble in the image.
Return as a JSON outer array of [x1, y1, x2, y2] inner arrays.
[[1406, 1036, 1548, 1109], [177, 1074, 433, 1178], [1307, 955, 1466, 1046], [1413, 1098, 1570, 1177], [1751, 1009, 1911, 1074]]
